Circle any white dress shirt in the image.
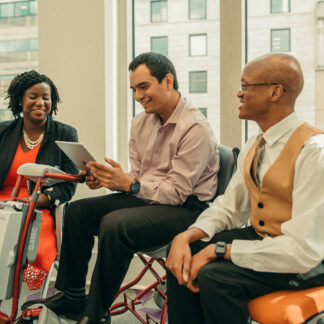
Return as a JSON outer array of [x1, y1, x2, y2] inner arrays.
[[191, 112, 324, 274]]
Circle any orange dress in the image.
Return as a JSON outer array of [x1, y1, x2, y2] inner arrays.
[[0, 142, 57, 290]]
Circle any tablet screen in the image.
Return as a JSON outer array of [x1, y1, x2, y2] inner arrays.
[[55, 141, 96, 171]]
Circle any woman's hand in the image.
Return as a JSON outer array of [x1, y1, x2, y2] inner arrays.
[[36, 193, 50, 209]]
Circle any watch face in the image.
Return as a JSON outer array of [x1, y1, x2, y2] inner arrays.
[[131, 180, 140, 194]]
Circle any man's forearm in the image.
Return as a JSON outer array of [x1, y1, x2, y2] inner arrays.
[[176, 227, 208, 244]]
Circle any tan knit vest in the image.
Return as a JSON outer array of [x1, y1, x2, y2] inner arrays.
[[244, 123, 323, 237]]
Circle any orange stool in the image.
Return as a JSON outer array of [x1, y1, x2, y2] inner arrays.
[[248, 286, 324, 324]]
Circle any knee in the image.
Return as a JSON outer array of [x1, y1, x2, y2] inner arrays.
[[98, 210, 128, 239], [64, 199, 89, 228]]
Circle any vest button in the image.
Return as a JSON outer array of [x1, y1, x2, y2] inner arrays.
[[259, 220, 265, 226], [258, 202, 264, 208]]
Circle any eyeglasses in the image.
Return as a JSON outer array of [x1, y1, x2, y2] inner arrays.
[[240, 82, 286, 93]]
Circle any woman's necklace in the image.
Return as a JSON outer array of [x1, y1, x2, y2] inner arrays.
[[23, 128, 44, 150]]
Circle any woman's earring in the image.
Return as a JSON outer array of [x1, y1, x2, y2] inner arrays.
[[19, 103, 22, 106]]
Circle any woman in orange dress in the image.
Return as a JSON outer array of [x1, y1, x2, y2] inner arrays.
[[0, 70, 79, 290]]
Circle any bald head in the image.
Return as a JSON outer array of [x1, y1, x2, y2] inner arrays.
[[244, 53, 304, 105]]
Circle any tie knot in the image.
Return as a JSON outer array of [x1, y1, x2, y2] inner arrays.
[[256, 135, 265, 148]]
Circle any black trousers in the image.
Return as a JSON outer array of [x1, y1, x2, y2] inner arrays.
[[55, 192, 207, 321], [166, 226, 299, 324]]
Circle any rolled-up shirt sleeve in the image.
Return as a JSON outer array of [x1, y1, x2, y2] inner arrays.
[[189, 142, 251, 239]]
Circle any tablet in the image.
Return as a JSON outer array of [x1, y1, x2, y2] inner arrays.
[[55, 141, 96, 171]]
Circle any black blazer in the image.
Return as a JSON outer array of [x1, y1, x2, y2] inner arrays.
[[0, 116, 79, 206]]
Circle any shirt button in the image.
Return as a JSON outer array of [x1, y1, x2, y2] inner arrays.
[[257, 202, 264, 208], [259, 220, 265, 226]]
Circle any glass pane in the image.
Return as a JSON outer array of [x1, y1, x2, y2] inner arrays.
[[189, 71, 207, 93], [151, 0, 167, 23], [0, 0, 38, 111], [30, 38, 38, 51], [0, 3, 14, 18], [190, 34, 207, 56], [199, 107, 207, 117], [134, 0, 220, 139], [189, 0, 206, 19], [0, 40, 15, 52], [30, 1, 37, 15], [271, 29, 290, 52], [151, 36, 168, 56], [15, 38, 29, 51], [14, 1, 29, 17]]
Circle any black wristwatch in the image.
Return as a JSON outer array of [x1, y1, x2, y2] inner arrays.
[[215, 241, 226, 260], [129, 178, 140, 194]]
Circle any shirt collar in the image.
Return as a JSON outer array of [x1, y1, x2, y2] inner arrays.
[[262, 112, 302, 146], [151, 94, 184, 127]]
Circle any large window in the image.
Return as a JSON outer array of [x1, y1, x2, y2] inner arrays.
[[189, 33, 207, 56], [271, 28, 290, 52], [134, 0, 220, 139], [189, 0, 207, 19], [0, 0, 37, 18], [151, 0, 167, 23], [151, 36, 168, 57], [189, 71, 207, 93], [271, 0, 290, 14]]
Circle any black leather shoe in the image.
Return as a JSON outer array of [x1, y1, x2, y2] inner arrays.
[[21, 291, 87, 321], [77, 313, 111, 324]]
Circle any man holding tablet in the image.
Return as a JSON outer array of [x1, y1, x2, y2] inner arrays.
[[29, 52, 219, 324]]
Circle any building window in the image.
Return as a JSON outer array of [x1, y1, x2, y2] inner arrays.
[[151, 36, 168, 57], [271, 0, 290, 14], [151, 0, 167, 23], [189, 33, 207, 56], [199, 107, 207, 117], [189, 0, 207, 19], [0, 38, 38, 53], [189, 71, 207, 93], [0, 1, 37, 18], [316, 1, 324, 70], [271, 29, 290, 52]]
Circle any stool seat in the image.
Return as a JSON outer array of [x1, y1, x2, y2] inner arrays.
[[248, 286, 324, 324]]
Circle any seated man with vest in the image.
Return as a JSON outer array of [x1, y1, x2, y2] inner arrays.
[[166, 53, 324, 324]]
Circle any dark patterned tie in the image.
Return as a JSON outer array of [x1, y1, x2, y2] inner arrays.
[[251, 135, 266, 188]]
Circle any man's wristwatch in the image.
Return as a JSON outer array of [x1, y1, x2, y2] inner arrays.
[[215, 241, 226, 260], [129, 178, 140, 194]]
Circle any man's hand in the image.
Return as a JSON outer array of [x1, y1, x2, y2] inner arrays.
[[166, 233, 192, 286], [166, 228, 207, 286], [86, 158, 134, 192], [79, 170, 103, 190], [186, 244, 216, 293]]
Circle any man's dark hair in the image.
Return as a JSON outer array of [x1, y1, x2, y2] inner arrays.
[[128, 52, 179, 90], [6, 70, 61, 119]]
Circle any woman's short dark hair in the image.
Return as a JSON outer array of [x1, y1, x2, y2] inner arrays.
[[128, 52, 179, 90], [6, 70, 61, 119]]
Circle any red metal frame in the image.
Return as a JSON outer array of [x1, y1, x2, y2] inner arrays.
[[0, 171, 81, 324], [110, 253, 167, 324]]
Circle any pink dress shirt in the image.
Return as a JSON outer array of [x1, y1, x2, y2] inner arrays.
[[127, 96, 219, 205]]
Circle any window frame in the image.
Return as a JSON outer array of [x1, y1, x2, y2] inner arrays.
[[189, 70, 208, 93], [270, 28, 291, 52], [270, 0, 291, 14], [189, 0, 207, 20], [150, 0, 167, 23], [150, 35, 168, 57], [189, 33, 207, 56]]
